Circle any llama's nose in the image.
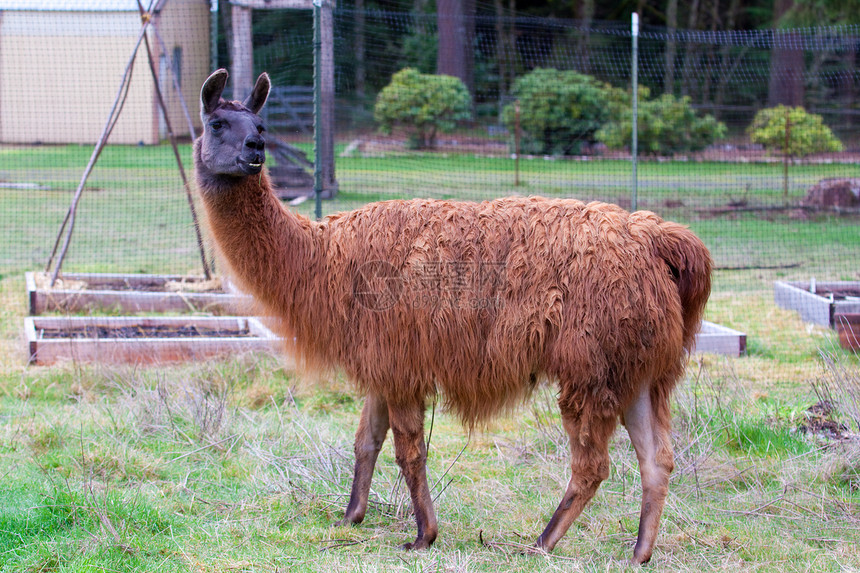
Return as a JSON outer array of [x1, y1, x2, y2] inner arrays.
[[244, 134, 265, 152]]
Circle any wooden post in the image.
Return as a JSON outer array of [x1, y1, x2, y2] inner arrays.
[[229, 0, 336, 203], [229, 0, 321, 103], [210, 0, 219, 73], [231, 4, 253, 102], [319, 0, 336, 198]]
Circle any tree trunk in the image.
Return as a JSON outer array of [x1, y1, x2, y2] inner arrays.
[[680, 0, 701, 97], [840, 43, 856, 128], [508, 0, 516, 84], [576, 0, 595, 74], [354, 0, 366, 100], [463, 0, 475, 93], [437, 0, 475, 93], [713, 0, 741, 118], [663, 0, 678, 94], [700, 0, 720, 106], [768, 0, 804, 107], [493, 0, 508, 98]]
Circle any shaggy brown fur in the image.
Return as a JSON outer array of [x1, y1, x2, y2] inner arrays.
[[194, 69, 712, 564]]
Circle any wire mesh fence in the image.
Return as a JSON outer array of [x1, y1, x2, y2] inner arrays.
[[1, 3, 858, 360]]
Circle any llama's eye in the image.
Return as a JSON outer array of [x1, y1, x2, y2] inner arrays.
[[210, 120, 224, 131], [257, 124, 266, 134]]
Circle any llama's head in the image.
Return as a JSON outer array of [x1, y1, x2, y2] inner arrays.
[[197, 69, 271, 177]]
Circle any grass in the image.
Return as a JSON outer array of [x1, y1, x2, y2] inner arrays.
[[1, 143, 859, 570], [1, 275, 860, 571], [2, 143, 859, 280]]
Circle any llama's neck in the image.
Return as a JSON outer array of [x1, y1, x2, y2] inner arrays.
[[194, 160, 322, 323]]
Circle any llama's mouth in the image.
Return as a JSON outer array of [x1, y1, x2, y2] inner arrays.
[[238, 158, 265, 175]]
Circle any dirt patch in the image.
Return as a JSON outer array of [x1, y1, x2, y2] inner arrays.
[[340, 134, 510, 156], [803, 178, 860, 210], [815, 287, 860, 301], [39, 324, 252, 339], [32, 272, 224, 293], [799, 400, 849, 439]]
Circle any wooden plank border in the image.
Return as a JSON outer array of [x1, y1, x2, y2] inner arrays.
[[25, 316, 281, 366]]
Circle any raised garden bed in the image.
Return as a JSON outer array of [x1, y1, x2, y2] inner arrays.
[[774, 280, 860, 328], [695, 320, 746, 357], [835, 314, 860, 351], [25, 316, 279, 365], [26, 272, 247, 315]]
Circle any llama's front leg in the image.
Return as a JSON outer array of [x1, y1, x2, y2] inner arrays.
[[388, 401, 437, 550], [337, 393, 390, 526], [622, 384, 674, 565], [535, 412, 617, 552]]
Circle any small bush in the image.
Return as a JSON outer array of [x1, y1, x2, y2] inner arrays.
[[748, 105, 843, 157], [597, 93, 727, 155], [374, 68, 472, 149], [502, 68, 625, 155]]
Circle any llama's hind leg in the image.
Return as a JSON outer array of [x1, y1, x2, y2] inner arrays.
[[622, 383, 674, 565], [535, 412, 617, 552], [388, 400, 437, 550], [337, 393, 390, 526]]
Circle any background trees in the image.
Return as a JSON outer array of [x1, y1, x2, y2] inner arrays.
[[230, 0, 859, 147]]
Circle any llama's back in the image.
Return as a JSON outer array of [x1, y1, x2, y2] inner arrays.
[[319, 196, 709, 425]]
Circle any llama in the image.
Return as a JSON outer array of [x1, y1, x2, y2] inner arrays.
[[193, 69, 712, 564]]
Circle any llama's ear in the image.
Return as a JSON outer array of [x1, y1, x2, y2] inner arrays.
[[243, 72, 271, 115], [201, 69, 229, 116]]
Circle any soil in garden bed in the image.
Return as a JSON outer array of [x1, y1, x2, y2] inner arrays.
[[100, 279, 224, 293], [32, 272, 225, 293], [38, 324, 253, 339], [815, 287, 860, 301]]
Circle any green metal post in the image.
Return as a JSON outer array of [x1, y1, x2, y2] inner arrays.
[[631, 12, 639, 212], [313, 0, 323, 220]]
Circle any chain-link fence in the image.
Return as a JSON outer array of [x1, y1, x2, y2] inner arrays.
[[1, 3, 858, 358]]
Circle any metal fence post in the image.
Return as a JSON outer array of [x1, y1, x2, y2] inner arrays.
[[313, 0, 336, 219], [314, 0, 323, 220], [631, 12, 639, 213]]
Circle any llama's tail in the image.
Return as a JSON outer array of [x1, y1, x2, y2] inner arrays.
[[650, 220, 712, 351]]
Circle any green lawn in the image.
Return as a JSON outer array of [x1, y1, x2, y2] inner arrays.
[[2, 144, 858, 277], [1, 144, 859, 571], [0, 329, 857, 572]]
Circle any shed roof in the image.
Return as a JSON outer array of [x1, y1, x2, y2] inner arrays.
[[0, 0, 154, 10]]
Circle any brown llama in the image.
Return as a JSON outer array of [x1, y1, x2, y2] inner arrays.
[[193, 69, 712, 564]]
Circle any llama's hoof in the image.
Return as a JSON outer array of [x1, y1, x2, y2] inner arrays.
[[526, 536, 552, 555], [332, 516, 359, 528], [631, 551, 652, 566], [520, 543, 549, 556], [400, 539, 431, 551]]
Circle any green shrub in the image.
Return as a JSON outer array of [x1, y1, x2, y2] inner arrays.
[[374, 68, 472, 149], [502, 68, 624, 155], [597, 93, 727, 155], [748, 105, 843, 157]]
